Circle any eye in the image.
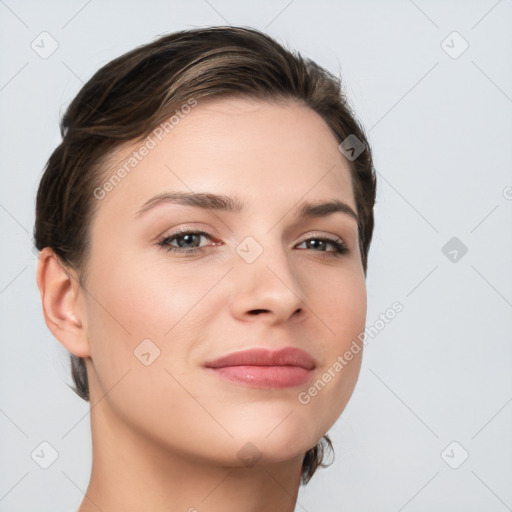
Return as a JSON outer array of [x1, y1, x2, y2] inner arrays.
[[296, 236, 348, 256], [157, 229, 215, 254], [157, 229, 349, 257]]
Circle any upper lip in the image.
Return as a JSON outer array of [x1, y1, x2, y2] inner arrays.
[[204, 346, 316, 370]]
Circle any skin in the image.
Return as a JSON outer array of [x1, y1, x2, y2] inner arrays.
[[37, 96, 367, 512]]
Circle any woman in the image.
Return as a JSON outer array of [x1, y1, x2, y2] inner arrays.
[[34, 25, 376, 512]]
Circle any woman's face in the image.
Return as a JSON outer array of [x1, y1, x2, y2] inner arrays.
[[79, 96, 367, 466]]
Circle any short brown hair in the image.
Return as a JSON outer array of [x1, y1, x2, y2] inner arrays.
[[33, 25, 376, 485]]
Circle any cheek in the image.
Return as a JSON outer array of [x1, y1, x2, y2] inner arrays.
[[307, 264, 367, 345], [330, 283, 367, 343], [83, 252, 225, 396], [296, 268, 366, 427], [88, 251, 213, 341], [82, 256, 224, 450]]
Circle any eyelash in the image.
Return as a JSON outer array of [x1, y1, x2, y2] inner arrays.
[[157, 228, 349, 257]]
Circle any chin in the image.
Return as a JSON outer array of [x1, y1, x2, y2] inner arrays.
[[227, 421, 323, 467]]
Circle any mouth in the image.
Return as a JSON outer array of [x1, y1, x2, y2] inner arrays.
[[203, 346, 317, 389]]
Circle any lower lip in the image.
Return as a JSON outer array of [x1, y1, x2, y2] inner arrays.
[[206, 365, 314, 389]]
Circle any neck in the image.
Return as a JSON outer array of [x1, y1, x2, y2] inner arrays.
[[76, 402, 304, 512]]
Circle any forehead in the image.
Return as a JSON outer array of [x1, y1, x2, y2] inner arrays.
[[93, 97, 356, 221]]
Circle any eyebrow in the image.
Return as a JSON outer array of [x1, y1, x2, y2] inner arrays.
[[134, 191, 358, 222]]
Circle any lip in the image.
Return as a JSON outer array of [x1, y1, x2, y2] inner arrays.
[[204, 347, 317, 389]]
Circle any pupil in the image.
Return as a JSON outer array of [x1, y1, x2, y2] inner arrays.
[[309, 240, 324, 250], [180, 234, 199, 248]]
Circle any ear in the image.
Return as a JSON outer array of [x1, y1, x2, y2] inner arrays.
[[36, 247, 91, 358]]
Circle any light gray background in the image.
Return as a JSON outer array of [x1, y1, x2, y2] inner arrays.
[[1, 1, 511, 511]]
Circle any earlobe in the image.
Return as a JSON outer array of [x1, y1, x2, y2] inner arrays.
[[36, 247, 90, 358]]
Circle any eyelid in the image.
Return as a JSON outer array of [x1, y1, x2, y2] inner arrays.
[[296, 230, 344, 243], [157, 226, 350, 258], [161, 226, 347, 246], [158, 225, 216, 241]]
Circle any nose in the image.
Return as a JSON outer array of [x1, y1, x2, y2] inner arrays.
[[229, 240, 306, 325]]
